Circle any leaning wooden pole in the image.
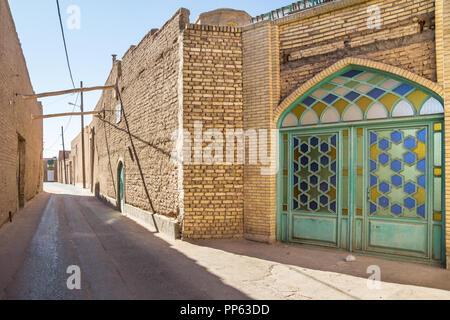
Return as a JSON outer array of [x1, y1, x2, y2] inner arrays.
[[80, 81, 86, 189], [20, 85, 115, 100]]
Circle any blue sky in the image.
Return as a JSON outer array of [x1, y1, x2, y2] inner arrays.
[[9, 0, 289, 158]]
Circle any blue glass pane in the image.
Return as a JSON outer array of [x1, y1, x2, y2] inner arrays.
[[319, 182, 329, 192], [320, 156, 329, 166], [391, 160, 402, 172], [300, 194, 308, 204], [320, 195, 329, 205], [344, 91, 361, 101], [379, 139, 390, 150], [417, 128, 426, 143], [310, 137, 319, 146], [404, 182, 416, 195], [309, 201, 318, 211], [418, 175, 426, 188], [310, 162, 319, 172], [391, 204, 402, 216], [391, 175, 403, 187], [293, 162, 299, 172], [301, 156, 309, 166], [379, 153, 390, 165], [330, 175, 337, 187], [342, 70, 364, 78], [370, 175, 378, 187], [330, 201, 336, 213], [309, 175, 318, 185], [367, 88, 386, 99], [404, 197, 416, 209], [294, 175, 299, 186], [404, 137, 416, 149], [303, 96, 316, 107], [379, 182, 390, 193], [418, 159, 426, 172], [320, 143, 329, 153], [370, 132, 378, 145], [370, 160, 377, 172], [323, 94, 339, 104], [330, 135, 337, 147], [393, 83, 414, 96], [370, 202, 377, 214], [417, 205, 426, 218], [293, 199, 299, 210], [300, 181, 308, 191], [391, 131, 403, 143], [300, 143, 309, 153], [404, 152, 416, 164], [294, 138, 299, 148], [379, 196, 389, 208], [331, 161, 337, 173]]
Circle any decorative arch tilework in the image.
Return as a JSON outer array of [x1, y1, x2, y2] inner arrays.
[[281, 67, 444, 128]]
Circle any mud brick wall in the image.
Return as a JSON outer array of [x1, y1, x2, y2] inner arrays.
[[70, 127, 91, 188], [89, 9, 190, 218], [279, 0, 437, 102], [182, 24, 244, 239], [0, 0, 43, 227]]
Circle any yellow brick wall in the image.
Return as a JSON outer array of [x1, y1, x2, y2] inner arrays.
[[182, 24, 244, 239], [242, 21, 280, 242]]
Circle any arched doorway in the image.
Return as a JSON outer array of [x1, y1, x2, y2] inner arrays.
[[117, 161, 125, 213], [277, 65, 445, 264]]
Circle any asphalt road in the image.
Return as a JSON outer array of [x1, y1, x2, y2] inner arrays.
[[0, 183, 248, 300]]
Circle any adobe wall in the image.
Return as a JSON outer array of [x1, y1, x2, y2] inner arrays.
[[0, 0, 43, 226]]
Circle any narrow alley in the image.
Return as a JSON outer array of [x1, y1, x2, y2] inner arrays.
[[0, 183, 449, 300]]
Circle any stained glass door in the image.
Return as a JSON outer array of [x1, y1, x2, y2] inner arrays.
[[363, 126, 429, 258], [289, 132, 342, 247]]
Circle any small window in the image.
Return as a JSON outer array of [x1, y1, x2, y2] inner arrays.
[[116, 104, 122, 123]]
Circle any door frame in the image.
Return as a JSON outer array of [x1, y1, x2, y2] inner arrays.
[[277, 114, 446, 265], [117, 160, 125, 213]]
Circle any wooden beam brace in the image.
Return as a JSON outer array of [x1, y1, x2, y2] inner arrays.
[[20, 85, 116, 100], [32, 110, 102, 120]]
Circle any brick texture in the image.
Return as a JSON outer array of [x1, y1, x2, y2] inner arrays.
[[0, 0, 43, 227]]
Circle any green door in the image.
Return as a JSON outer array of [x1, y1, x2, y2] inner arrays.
[[281, 120, 444, 263], [118, 162, 125, 213], [288, 131, 342, 248]]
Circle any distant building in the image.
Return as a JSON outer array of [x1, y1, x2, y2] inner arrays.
[[0, 0, 43, 227], [43, 158, 57, 183], [58, 151, 71, 184], [194, 8, 251, 27]]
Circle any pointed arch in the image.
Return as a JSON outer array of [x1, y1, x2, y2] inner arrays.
[[275, 58, 444, 128]]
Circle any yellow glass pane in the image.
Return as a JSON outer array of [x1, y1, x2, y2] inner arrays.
[[434, 123, 442, 132], [406, 90, 429, 110], [379, 93, 400, 112], [291, 104, 306, 120], [368, 75, 385, 85], [344, 81, 359, 89], [343, 169, 349, 177], [342, 209, 349, 216], [371, 187, 381, 202], [333, 99, 349, 114], [356, 209, 363, 216], [413, 141, 426, 159], [370, 142, 381, 159], [434, 167, 442, 176], [413, 187, 426, 205], [434, 212, 442, 221], [355, 96, 373, 113], [322, 83, 336, 91], [283, 134, 288, 141], [313, 102, 328, 119], [343, 130, 349, 137]]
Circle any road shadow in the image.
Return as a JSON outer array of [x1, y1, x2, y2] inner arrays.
[[57, 192, 249, 300], [184, 239, 450, 292]]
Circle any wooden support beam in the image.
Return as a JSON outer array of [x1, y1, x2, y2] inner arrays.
[[32, 111, 102, 120], [20, 85, 115, 100]]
